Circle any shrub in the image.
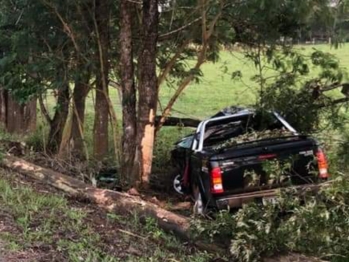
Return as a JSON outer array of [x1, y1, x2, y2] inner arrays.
[[192, 173, 349, 262]]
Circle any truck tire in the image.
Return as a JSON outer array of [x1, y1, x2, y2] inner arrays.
[[171, 168, 185, 195]]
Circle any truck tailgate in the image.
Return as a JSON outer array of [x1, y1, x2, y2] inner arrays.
[[210, 137, 319, 195]]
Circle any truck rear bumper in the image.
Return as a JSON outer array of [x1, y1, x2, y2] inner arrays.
[[215, 182, 329, 209]]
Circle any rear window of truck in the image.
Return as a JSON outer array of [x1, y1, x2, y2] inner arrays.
[[203, 113, 291, 148]]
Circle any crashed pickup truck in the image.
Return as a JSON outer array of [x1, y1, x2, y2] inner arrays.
[[170, 108, 329, 214]]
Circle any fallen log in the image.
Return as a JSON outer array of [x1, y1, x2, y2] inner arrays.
[[0, 155, 224, 254], [1, 155, 190, 238]]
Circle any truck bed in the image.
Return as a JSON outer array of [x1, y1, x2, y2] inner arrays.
[[207, 135, 319, 197]]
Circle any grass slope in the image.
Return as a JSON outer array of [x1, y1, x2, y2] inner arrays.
[[0, 170, 211, 262]]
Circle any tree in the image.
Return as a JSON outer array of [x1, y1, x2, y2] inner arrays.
[[0, 0, 340, 190], [119, 0, 137, 185], [0, 0, 112, 158], [93, 0, 111, 161], [117, 0, 340, 188], [136, 0, 159, 186], [0, 91, 36, 134], [118, 0, 159, 187]]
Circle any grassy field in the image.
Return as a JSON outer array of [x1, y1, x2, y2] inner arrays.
[[158, 44, 349, 119], [37, 44, 349, 169], [70, 44, 348, 122]]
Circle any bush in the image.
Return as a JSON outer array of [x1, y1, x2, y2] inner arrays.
[[192, 173, 349, 262]]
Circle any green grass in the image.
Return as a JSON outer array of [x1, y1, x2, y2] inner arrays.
[[0, 171, 213, 261], [158, 44, 349, 119], [0, 174, 110, 261], [43, 44, 349, 120], [25, 44, 349, 171]]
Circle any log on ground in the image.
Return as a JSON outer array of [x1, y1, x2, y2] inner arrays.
[[1, 155, 191, 240]]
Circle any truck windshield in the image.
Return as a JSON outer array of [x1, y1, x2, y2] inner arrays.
[[203, 112, 292, 148]]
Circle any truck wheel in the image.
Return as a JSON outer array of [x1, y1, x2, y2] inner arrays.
[[173, 173, 184, 195], [192, 184, 204, 215]]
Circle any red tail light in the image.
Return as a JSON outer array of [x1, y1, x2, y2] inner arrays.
[[211, 167, 224, 194], [316, 149, 329, 179]]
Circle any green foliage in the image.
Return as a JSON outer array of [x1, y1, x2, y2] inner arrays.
[[192, 173, 349, 262], [152, 126, 192, 174], [254, 47, 347, 133], [262, 159, 292, 185]]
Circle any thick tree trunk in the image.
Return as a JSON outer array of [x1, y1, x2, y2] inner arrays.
[[0, 90, 36, 134], [93, 0, 110, 161], [120, 0, 137, 185], [137, 0, 159, 187], [69, 77, 90, 159], [47, 84, 70, 154]]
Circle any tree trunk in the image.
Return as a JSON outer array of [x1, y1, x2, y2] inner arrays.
[[0, 90, 6, 128], [69, 76, 90, 159], [1, 155, 227, 254], [0, 89, 36, 134], [93, 75, 109, 161], [47, 84, 70, 154], [2, 155, 191, 239], [120, 0, 137, 186], [137, 0, 159, 187], [93, 0, 110, 161]]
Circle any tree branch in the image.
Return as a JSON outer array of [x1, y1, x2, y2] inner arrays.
[[155, 116, 200, 127], [159, 17, 202, 40], [156, 0, 224, 132], [157, 38, 191, 87], [40, 0, 82, 57]]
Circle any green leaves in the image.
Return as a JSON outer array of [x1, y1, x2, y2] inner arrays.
[[193, 173, 349, 262]]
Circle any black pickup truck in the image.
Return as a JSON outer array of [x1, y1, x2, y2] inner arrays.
[[170, 108, 329, 214]]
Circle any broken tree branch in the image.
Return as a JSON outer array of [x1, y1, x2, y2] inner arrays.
[[155, 116, 200, 128]]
